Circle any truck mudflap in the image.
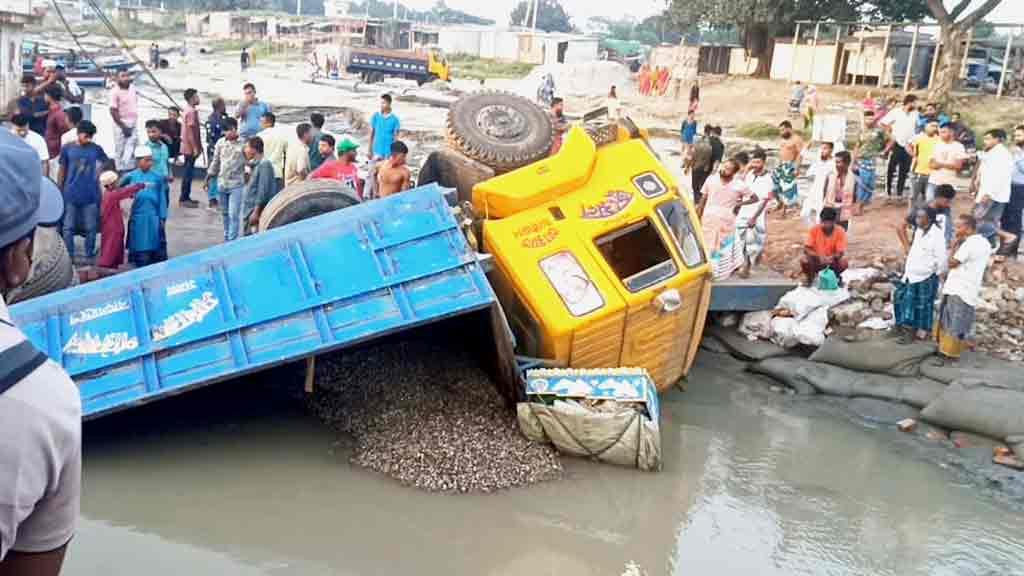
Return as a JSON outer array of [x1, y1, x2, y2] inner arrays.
[[10, 185, 517, 419]]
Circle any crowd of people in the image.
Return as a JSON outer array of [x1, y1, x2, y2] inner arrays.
[[5, 72, 411, 272], [687, 89, 1023, 365]]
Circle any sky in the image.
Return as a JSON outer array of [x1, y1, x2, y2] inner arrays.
[[398, 0, 1024, 27]]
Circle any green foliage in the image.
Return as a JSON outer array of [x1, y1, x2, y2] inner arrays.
[[510, 0, 572, 34], [592, 13, 686, 46], [447, 55, 536, 80], [860, 0, 930, 22]]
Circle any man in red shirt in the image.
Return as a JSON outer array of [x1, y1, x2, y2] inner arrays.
[[309, 138, 362, 199], [801, 206, 848, 285], [179, 88, 202, 208], [42, 85, 68, 160]]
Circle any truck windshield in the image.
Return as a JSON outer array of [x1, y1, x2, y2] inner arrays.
[[595, 220, 677, 292], [656, 200, 705, 268]]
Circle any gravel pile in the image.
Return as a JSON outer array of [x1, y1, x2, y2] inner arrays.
[[307, 340, 562, 493]]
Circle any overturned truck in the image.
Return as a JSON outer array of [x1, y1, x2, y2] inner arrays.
[[9, 92, 711, 419]]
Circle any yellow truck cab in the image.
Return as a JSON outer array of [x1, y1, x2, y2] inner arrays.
[[428, 47, 450, 81], [474, 125, 712, 391]]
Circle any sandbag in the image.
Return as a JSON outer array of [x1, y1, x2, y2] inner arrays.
[[810, 337, 935, 377], [748, 357, 822, 395], [750, 357, 945, 408], [919, 355, 1022, 391], [1008, 435, 1024, 459], [921, 381, 1024, 440], [699, 336, 731, 354], [517, 401, 661, 471], [706, 326, 792, 362]]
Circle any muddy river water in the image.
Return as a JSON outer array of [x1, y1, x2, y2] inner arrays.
[[64, 350, 1024, 575]]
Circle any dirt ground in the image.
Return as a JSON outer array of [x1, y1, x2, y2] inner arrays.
[[757, 195, 1024, 281], [576, 76, 1024, 139]]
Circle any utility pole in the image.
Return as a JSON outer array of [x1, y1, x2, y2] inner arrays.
[[531, 0, 539, 30], [394, 0, 398, 21], [297, 0, 302, 16]]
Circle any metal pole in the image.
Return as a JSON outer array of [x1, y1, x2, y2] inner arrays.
[[877, 25, 892, 88], [531, 0, 539, 30], [809, 23, 820, 83], [855, 34, 864, 85], [789, 22, 802, 81], [904, 23, 920, 92], [997, 29, 1014, 98], [959, 27, 973, 80]]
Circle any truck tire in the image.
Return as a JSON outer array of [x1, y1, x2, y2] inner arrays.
[[258, 179, 361, 232], [6, 226, 74, 304], [446, 91, 553, 172]]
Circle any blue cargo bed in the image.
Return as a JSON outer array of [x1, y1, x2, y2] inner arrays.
[[10, 185, 498, 419]]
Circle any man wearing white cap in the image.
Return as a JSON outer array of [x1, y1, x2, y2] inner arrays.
[[122, 145, 169, 267], [0, 129, 81, 576]]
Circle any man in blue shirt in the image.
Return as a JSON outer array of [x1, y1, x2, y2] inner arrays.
[[9, 74, 48, 136], [369, 93, 400, 161], [234, 82, 271, 140], [57, 120, 107, 262], [123, 146, 169, 267]]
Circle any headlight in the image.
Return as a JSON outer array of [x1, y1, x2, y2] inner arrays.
[[539, 252, 604, 317]]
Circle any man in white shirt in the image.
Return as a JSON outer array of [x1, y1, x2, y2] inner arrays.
[[879, 94, 919, 202], [258, 112, 287, 192], [0, 130, 81, 576], [736, 149, 775, 278], [10, 113, 50, 178], [973, 128, 1016, 250], [894, 206, 946, 342], [928, 123, 967, 190], [802, 141, 834, 225], [936, 214, 991, 363]]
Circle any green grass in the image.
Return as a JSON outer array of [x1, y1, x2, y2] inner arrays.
[[735, 121, 809, 141], [448, 55, 536, 81]]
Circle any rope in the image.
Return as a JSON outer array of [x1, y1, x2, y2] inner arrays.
[[79, 0, 180, 110]]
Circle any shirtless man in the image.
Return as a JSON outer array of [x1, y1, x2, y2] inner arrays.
[[773, 120, 805, 218], [376, 141, 411, 198]]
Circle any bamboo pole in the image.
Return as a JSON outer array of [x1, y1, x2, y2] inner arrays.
[[904, 24, 920, 92], [997, 29, 1014, 98], [855, 34, 864, 85], [959, 27, 973, 80], [929, 36, 942, 91], [835, 26, 842, 84], [789, 22, 802, 81], [809, 23, 820, 83], [878, 25, 892, 88]]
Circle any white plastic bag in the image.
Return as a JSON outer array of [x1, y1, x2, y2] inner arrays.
[[739, 310, 774, 340]]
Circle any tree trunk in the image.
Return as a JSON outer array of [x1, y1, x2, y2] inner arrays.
[[929, 25, 965, 104], [744, 24, 773, 78]]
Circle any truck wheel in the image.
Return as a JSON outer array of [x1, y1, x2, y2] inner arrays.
[[6, 226, 74, 304], [258, 179, 361, 232], [446, 91, 553, 172]]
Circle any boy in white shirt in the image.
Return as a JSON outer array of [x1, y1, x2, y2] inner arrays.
[[936, 214, 991, 363]]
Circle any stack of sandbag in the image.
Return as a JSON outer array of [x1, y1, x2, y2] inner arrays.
[[517, 368, 661, 471], [749, 356, 946, 408]]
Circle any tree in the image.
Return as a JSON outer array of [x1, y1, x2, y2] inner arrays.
[[926, 0, 1004, 103], [510, 0, 572, 34], [861, 0, 930, 22], [668, 0, 861, 77]]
